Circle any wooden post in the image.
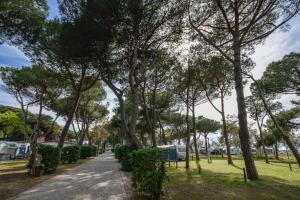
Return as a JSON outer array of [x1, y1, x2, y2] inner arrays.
[[288, 163, 292, 172], [176, 161, 178, 169], [243, 168, 247, 183], [169, 161, 170, 167]]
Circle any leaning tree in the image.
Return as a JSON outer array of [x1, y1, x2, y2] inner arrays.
[[188, 0, 300, 180]]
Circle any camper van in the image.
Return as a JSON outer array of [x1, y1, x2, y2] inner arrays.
[[158, 145, 186, 161]]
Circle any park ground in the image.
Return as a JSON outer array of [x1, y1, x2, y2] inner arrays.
[[165, 156, 300, 200], [0, 158, 91, 200], [1, 155, 299, 200]]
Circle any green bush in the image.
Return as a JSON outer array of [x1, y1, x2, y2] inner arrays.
[[61, 145, 81, 163], [28, 144, 61, 174], [80, 145, 97, 159], [114, 144, 137, 171], [131, 148, 166, 199]]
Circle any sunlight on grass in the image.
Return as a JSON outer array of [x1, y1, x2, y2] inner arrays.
[[166, 158, 300, 200]]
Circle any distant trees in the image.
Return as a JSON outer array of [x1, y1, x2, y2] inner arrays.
[[0, 111, 28, 138], [196, 116, 221, 154]]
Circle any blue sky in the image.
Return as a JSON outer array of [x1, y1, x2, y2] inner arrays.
[[0, 2, 300, 129]]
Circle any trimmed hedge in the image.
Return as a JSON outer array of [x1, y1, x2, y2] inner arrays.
[[114, 145, 137, 171], [80, 145, 97, 159], [131, 148, 166, 199], [61, 145, 81, 163], [28, 144, 61, 175]]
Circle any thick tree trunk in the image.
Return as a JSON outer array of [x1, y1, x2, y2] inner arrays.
[[233, 39, 258, 180], [128, 86, 144, 148], [221, 94, 233, 164], [58, 91, 81, 149]]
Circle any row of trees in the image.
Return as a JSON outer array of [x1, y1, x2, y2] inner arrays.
[[1, 0, 300, 180]]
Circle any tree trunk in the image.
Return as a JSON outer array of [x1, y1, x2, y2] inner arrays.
[[58, 91, 81, 149], [30, 98, 43, 176], [221, 93, 233, 165], [158, 114, 167, 145], [233, 37, 258, 180], [256, 119, 269, 163], [204, 135, 208, 154], [20, 104, 29, 142], [192, 102, 200, 161], [141, 85, 156, 146], [250, 75, 300, 167], [185, 68, 191, 169], [275, 142, 279, 160], [104, 80, 143, 148]]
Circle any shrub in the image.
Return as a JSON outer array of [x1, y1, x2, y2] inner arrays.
[[114, 144, 137, 171], [28, 144, 61, 175], [61, 145, 81, 163], [80, 145, 97, 159], [131, 148, 166, 199]]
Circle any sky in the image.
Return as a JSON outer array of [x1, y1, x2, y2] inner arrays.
[[1, 1, 300, 131]]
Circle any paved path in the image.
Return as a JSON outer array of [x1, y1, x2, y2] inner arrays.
[[13, 152, 129, 200]]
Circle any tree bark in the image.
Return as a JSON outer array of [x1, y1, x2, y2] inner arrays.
[[104, 79, 143, 148], [221, 93, 233, 164], [233, 35, 258, 179], [141, 84, 156, 146], [275, 142, 279, 160], [204, 134, 208, 154], [185, 67, 191, 169], [192, 101, 200, 161], [58, 91, 81, 149], [158, 114, 167, 145], [256, 118, 269, 163]]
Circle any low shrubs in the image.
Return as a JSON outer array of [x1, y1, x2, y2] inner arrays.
[[61, 145, 81, 163], [131, 148, 166, 199], [80, 145, 97, 159], [28, 144, 61, 175], [114, 144, 137, 171]]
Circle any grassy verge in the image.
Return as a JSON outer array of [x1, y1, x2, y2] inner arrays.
[[166, 158, 300, 200], [0, 158, 92, 200]]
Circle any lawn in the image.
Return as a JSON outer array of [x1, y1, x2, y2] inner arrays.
[[0, 159, 91, 200], [166, 157, 300, 200]]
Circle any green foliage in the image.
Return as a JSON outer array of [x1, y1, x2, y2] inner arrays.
[[61, 145, 81, 163], [0, 111, 30, 137], [28, 144, 61, 174], [114, 145, 137, 171], [0, 0, 48, 45], [131, 148, 166, 199], [80, 145, 97, 159], [260, 52, 300, 96]]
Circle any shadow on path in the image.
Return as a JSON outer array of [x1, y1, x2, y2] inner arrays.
[[12, 152, 128, 200]]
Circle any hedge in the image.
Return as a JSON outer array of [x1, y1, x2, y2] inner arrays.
[[28, 144, 61, 175], [131, 148, 166, 199], [114, 145, 137, 171], [80, 145, 97, 159], [61, 145, 81, 163]]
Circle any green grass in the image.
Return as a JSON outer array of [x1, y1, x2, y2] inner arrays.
[[166, 158, 300, 200]]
